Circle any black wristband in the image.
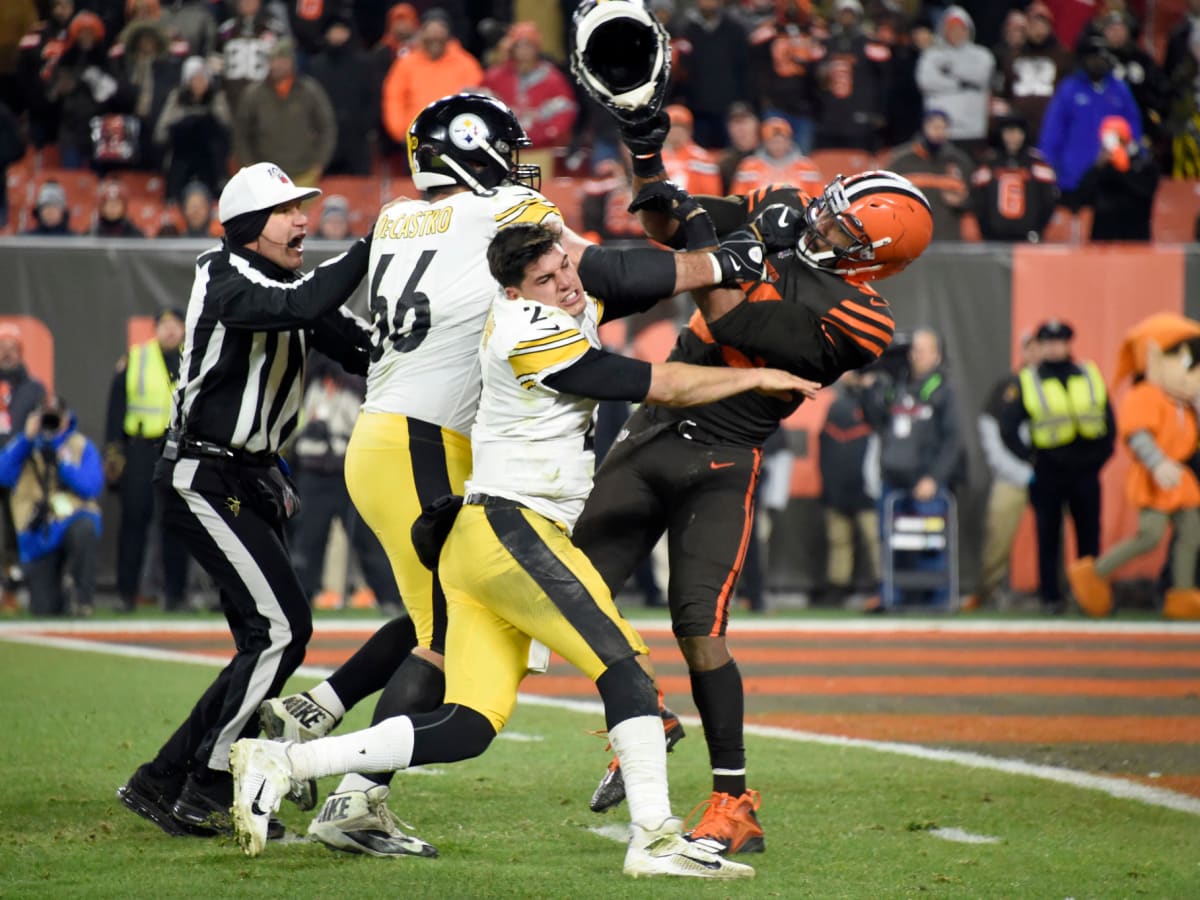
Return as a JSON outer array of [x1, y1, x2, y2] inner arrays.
[[631, 152, 666, 179]]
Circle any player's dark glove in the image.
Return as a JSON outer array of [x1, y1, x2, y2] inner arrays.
[[619, 110, 670, 177], [749, 202, 803, 253], [712, 227, 767, 285], [628, 180, 717, 250]]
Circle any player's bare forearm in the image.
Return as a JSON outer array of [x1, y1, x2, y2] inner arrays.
[[647, 361, 818, 407], [631, 170, 677, 243]]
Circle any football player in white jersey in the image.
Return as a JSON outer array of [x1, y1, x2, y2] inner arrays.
[[257, 93, 767, 855], [230, 223, 817, 877]]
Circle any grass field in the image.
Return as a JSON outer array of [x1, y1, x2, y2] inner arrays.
[[2, 625, 1200, 900]]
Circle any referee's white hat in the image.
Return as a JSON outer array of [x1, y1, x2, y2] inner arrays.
[[219, 162, 321, 224]]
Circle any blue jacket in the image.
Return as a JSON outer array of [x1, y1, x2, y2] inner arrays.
[[0, 415, 103, 562], [1038, 71, 1142, 192]]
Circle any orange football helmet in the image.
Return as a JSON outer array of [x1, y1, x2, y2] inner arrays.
[[796, 170, 933, 281]]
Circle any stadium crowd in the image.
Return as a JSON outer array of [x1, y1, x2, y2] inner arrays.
[[0, 0, 1197, 238]]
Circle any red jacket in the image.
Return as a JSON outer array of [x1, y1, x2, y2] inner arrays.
[[482, 60, 577, 148]]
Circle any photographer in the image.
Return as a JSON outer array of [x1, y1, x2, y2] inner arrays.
[[0, 396, 103, 617]]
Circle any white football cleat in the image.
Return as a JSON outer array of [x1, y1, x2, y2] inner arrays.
[[308, 784, 438, 858], [624, 817, 755, 880], [230, 739, 294, 857]]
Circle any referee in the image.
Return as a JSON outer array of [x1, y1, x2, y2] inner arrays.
[[118, 162, 373, 838]]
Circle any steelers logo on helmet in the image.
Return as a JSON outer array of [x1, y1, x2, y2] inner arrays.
[[448, 114, 488, 151]]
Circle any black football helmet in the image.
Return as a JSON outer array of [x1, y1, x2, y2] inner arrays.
[[407, 93, 540, 196], [571, 0, 671, 124]]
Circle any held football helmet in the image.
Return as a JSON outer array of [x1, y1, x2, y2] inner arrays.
[[571, 0, 671, 122], [796, 170, 933, 281], [407, 93, 540, 196]]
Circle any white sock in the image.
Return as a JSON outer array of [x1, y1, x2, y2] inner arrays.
[[608, 715, 672, 830], [288, 716, 414, 781], [307, 681, 346, 720], [333, 773, 379, 795]]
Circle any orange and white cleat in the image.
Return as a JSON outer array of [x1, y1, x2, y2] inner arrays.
[[684, 790, 765, 855]]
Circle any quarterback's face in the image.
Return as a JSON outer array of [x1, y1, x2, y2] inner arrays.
[[514, 246, 586, 316]]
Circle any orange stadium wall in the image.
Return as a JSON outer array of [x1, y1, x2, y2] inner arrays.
[[1, 241, 1199, 595]]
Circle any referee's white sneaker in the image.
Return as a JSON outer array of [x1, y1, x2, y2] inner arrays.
[[624, 817, 755, 879], [308, 785, 438, 858], [230, 739, 294, 857]]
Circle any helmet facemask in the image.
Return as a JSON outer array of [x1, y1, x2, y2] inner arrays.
[[797, 177, 884, 275]]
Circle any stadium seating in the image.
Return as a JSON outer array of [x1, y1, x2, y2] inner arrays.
[[1152, 180, 1200, 243], [313, 175, 384, 235], [810, 148, 877, 182]]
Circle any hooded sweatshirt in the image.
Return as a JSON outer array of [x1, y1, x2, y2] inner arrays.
[[915, 6, 995, 141]]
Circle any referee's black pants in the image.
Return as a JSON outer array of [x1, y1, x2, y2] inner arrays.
[[151, 454, 311, 774], [1029, 463, 1102, 605]]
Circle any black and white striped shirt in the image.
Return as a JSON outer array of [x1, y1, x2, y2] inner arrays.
[[172, 240, 372, 454]]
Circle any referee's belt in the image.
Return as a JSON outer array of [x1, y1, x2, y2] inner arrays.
[[463, 492, 525, 510], [167, 432, 277, 467]]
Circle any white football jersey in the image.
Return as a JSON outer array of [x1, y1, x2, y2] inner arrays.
[[465, 291, 606, 531], [362, 184, 562, 434]]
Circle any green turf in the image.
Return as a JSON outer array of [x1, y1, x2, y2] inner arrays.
[[1, 640, 1196, 899]]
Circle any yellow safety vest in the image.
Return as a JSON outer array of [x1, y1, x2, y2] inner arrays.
[[1019, 361, 1108, 449], [124, 340, 175, 439]]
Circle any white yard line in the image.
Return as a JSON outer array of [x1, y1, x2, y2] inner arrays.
[[4, 621, 1200, 819]]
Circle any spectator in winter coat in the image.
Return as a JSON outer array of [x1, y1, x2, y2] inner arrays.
[[380, 9, 482, 147], [813, 0, 891, 151], [1039, 34, 1141, 205], [308, 14, 378, 176], [660, 103, 723, 197], [481, 21, 576, 151], [109, 17, 185, 169], [970, 115, 1058, 242], [717, 100, 760, 193], [23, 180, 76, 235], [90, 178, 144, 237], [888, 109, 975, 242], [746, 1, 819, 154], [730, 116, 823, 196], [1098, 11, 1171, 152], [1076, 114, 1159, 242], [676, 0, 751, 148], [370, 2, 417, 155], [233, 37, 336, 185], [49, 11, 118, 170], [991, 2, 1072, 145], [154, 55, 232, 202], [16, 0, 76, 147], [915, 5, 994, 155], [214, 0, 287, 113]]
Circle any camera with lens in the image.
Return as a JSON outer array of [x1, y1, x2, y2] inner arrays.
[[40, 409, 62, 432]]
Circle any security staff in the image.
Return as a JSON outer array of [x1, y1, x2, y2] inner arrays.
[[103, 308, 189, 612], [1000, 319, 1115, 613], [118, 161, 374, 841]]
